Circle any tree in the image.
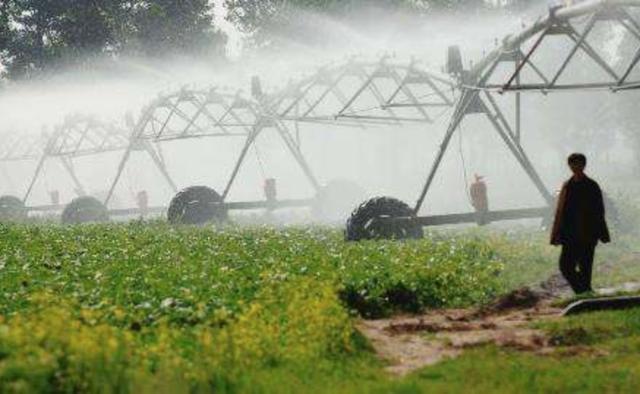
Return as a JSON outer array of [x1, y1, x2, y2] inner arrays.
[[0, 0, 227, 80], [0, 2, 11, 49], [225, 0, 488, 47], [0, 0, 130, 79], [225, 0, 425, 38], [128, 0, 226, 58]]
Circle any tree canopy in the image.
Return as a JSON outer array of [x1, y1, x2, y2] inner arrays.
[[0, 0, 226, 80], [129, 0, 226, 57], [224, 0, 498, 47], [0, 0, 533, 80]]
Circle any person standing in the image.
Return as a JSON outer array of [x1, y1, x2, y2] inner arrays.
[[551, 153, 610, 294]]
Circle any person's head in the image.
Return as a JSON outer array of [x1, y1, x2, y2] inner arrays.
[[567, 153, 587, 175]]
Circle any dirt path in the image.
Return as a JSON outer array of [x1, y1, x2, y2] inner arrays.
[[357, 288, 562, 376], [358, 279, 640, 376]]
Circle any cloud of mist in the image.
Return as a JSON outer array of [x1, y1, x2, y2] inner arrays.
[[0, 1, 638, 224]]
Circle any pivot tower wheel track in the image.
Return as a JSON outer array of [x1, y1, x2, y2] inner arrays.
[[168, 186, 228, 225], [62, 196, 109, 224], [0, 195, 27, 222], [345, 197, 424, 241]]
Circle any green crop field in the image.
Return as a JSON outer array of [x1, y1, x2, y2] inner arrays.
[[1, 222, 640, 393]]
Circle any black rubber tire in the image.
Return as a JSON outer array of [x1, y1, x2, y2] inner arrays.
[[0, 195, 27, 222], [62, 196, 109, 224], [345, 197, 424, 241], [312, 179, 366, 223], [167, 186, 227, 225]]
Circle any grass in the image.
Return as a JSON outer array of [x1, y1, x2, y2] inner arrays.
[[390, 309, 640, 394], [458, 226, 640, 290], [401, 345, 640, 393], [1, 221, 640, 392]]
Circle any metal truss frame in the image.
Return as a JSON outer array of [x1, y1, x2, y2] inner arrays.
[[266, 57, 455, 126], [0, 132, 46, 195], [11, 0, 639, 226], [413, 0, 640, 224], [23, 114, 174, 207], [104, 87, 321, 207], [0, 133, 45, 162], [105, 58, 456, 212], [220, 58, 456, 209], [486, 2, 640, 92]]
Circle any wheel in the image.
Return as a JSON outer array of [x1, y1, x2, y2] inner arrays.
[[167, 186, 227, 225], [0, 195, 27, 222], [345, 197, 424, 241], [62, 196, 109, 224], [312, 179, 366, 223]]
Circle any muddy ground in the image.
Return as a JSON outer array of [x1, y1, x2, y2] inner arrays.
[[357, 276, 640, 376]]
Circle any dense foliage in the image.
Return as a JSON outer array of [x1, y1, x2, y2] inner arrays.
[[0, 0, 226, 79], [0, 0, 538, 79], [0, 278, 355, 392], [0, 224, 505, 320], [0, 223, 506, 391], [224, 0, 496, 47], [1, 222, 639, 391]]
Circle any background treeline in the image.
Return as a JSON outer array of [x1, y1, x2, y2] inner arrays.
[[0, 0, 537, 81], [0, 0, 225, 80]]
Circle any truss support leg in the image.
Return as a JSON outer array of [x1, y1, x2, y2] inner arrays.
[[515, 51, 522, 142], [105, 145, 133, 206], [23, 154, 48, 204], [414, 90, 475, 214], [222, 127, 261, 201], [295, 119, 301, 148], [144, 143, 178, 194], [60, 157, 86, 197], [156, 144, 169, 168], [275, 122, 320, 192], [480, 98, 554, 206], [294, 101, 303, 148]]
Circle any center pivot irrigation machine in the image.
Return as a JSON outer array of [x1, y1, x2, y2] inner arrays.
[[344, 0, 640, 240], [100, 59, 456, 226], [0, 114, 175, 223], [103, 87, 320, 225], [1, 0, 638, 236], [0, 132, 45, 220]]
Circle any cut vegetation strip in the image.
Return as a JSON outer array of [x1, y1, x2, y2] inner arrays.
[[563, 296, 640, 316]]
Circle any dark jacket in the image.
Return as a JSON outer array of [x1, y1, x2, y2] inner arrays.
[[550, 176, 610, 246]]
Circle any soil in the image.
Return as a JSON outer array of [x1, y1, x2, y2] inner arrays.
[[357, 292, 561, 376], [357, 277, 636, 376]]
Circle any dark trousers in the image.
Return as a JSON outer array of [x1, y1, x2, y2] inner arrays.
[[559, 242, 596, 294]]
